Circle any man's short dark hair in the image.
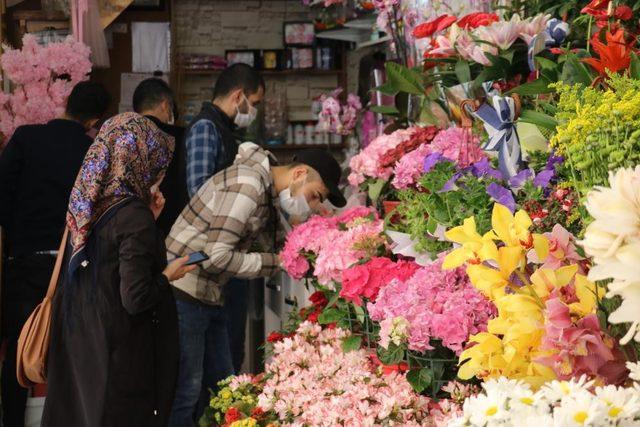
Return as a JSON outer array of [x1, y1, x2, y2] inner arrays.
[[212, 63, 265, 100], [133, 78, 174, 114], [65, 81, 111, 123]]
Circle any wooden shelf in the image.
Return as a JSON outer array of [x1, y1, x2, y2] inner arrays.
[[181, 68, 343, 77], [263, 143, 346, 151]]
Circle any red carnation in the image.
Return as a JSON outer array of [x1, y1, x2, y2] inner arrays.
[[615, 5, 633, 20], [266, 331, 285, 343], [457, 12, 499, 29], [412, 15, 457, 39], [308, 291, 328, 307], [225, 407, 242, 424], [306, 308, 321, 323]]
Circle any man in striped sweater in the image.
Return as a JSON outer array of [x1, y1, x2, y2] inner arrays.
[[166, 142, 346, 426]]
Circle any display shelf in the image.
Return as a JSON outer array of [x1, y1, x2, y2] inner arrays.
[[181, 68, 343, 76], [263, 143, 346, 151], [356, 35, 392, 50]]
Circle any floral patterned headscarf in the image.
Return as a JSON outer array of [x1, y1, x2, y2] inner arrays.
[[67, 112, 174, 273]]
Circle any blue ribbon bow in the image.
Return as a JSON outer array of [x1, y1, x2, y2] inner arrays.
[[473, 97, 522, 181]]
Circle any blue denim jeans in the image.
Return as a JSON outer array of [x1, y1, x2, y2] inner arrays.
[[168, 298, 234, 427]]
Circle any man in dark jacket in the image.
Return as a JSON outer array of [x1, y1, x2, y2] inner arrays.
[[132, 77, 187, 237], [170, 64, 264, 426], [0, 81, 110, 427]]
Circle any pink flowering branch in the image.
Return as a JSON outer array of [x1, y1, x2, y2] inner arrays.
[[0, 35, 92, 146]]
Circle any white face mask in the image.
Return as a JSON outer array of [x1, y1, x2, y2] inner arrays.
[[234, 93, 257, 128], [279, 176, 312, 221]]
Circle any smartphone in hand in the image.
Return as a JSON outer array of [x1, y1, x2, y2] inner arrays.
[[185, 251, 208, 266]]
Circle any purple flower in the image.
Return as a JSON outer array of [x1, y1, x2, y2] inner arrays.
[[545, 152, 564, 170], [534, 169, 555, 188], [439, 172, 462, 193], [470, 158, 502, 180], [508, 169, 534, 189], [486, 183, 516, 213], [423, 152, 445, 173]]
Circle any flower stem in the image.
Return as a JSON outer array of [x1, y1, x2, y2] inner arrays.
[[515, 269, 545, 308]]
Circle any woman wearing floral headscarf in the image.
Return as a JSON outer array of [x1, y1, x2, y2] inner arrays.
[[42, 112, 195, 427]]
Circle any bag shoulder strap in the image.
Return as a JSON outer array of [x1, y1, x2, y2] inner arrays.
[[45, 228, 68, 299]]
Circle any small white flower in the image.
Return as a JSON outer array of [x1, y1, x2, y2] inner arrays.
[[539, 376, 593, 403], [553, 389, 607, 426], [464, 392, 509, 426], [595, 384, 640, 422]]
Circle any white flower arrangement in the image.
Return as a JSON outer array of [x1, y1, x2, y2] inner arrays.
[[448, 376, 640, 426], [580, 166, 640, 344]]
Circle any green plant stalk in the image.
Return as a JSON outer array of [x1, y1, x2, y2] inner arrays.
[[515, 269, 545, 308]]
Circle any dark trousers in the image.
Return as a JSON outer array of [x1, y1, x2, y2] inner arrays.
[[1, 255, 55, 427], [223, 279, 250, 374]]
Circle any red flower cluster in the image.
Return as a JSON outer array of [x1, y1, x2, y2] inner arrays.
[[340, 257, 419, 306], [369, 354, 409, 375], [379, 126, 439, 168], [412, 12, 499, 39], [224, 407, 241, 424], [582, 0, 633, 23], [300, 291, 329, 323]]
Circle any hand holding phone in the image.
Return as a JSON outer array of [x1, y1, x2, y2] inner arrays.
[[185, 251, 209, 266]]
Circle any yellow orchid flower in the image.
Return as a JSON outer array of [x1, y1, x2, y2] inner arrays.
[[458, 333, 506, 380], [443, 217, 498, 269], [466, 246, 524, 299], [529, 265, 579, 300], [570, 274, 604, 317], [491, 204, 549, 260]]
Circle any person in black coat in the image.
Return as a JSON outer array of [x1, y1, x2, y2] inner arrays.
[[42, 112, 195, 427], [0, 81, 110, 427], [132, 78, 188, 237]]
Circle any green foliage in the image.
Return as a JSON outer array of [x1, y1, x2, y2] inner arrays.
[[395, 162, 495, 257]]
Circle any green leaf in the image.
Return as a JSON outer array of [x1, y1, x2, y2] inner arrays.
[[536, 56, 558, 72], [353, 304, 366, 323], [519, 109, 558, 131], [507, 77, 554, 96], [631, 52, 640, 80], [385, 62, 425, 96], [454, 60, 471, 84], [318, 308, 343, 325], [341, 335, 362, 353], [406, 368, 433, 394], [561, 53, 594, 87], [369, 105, 400, 115], [374, 82, 399, 96], [368, 178, 387, 202], [377, 344, 404, 365], [326, 291, 340, 308], [500, 50, 515, 64]]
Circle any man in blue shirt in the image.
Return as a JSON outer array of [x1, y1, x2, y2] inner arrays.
[[169, 64, 264, 426]]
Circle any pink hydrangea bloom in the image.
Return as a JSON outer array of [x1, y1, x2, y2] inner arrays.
[[392, 143, 432, 189], [314, 219, 384, 285], [390, 127, 485, 190], [279, 207, 380, 281], [430, 127, 486, 168], [0, 34, 92, 143], [257, 321, 431, 425], [368, 255, 496, 354], [348, 127, 417, 186]]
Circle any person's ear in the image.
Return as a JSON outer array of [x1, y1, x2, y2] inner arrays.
[[84, 118, 99, 130], [292, 166, 308, 181]]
